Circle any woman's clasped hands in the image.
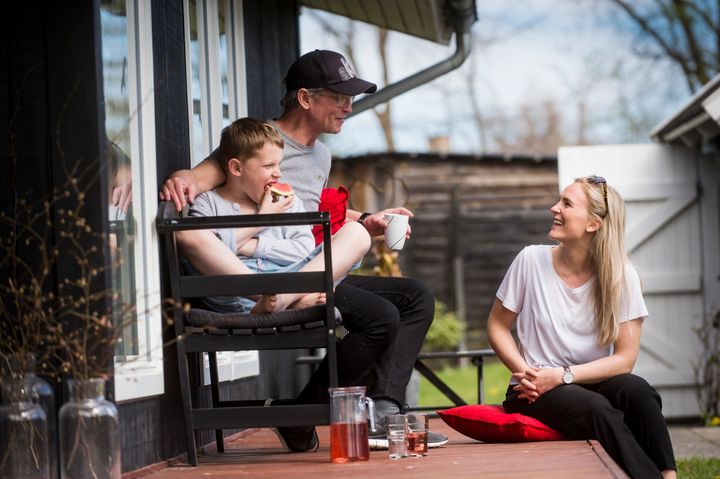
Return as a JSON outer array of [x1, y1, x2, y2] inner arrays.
[[512, 367, 565, 403]]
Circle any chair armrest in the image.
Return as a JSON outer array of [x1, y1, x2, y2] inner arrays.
[[156, 201, 329, 233]]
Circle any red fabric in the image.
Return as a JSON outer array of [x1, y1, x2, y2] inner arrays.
[[312, 186, 349, 245], [437, 405, 564, 443]]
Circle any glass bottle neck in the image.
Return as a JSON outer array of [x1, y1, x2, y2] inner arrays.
[[68, 378, 107, 401]]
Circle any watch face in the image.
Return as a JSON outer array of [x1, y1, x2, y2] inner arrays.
[[563, 370, 573, 384]]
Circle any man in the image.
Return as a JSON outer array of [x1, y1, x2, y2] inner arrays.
[[161, 49, 447, 451]]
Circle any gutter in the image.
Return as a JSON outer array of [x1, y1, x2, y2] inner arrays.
[[348, 0, 477, 118]]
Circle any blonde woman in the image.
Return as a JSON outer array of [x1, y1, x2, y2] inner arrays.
[[488, 176, 676, 479]]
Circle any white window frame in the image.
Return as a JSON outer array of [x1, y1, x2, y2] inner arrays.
[[185, 0, 257, 383], [111, 0, 164, 402]]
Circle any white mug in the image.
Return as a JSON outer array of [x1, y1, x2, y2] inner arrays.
[[384, 213, 409, 250]]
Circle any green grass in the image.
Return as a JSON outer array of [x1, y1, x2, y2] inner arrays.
[[676, 457, 720, 479], [417, 359, 510, 408], [419, 364, 720, 479]]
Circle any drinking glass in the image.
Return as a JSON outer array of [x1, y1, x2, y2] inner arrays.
[[386, 415, 408, 460], [406, 413, 428, 457]]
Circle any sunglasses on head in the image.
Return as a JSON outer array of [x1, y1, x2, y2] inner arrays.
[[583, 175, 608, 218]]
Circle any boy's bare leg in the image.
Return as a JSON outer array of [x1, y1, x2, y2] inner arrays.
[[272, 222, 371, 310], [178, 223, 370, 313], [177, 229, 256, 275], [299, 221, 371, 282]]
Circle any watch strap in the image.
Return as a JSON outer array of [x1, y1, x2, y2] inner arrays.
[[358, 212, 372, 224]]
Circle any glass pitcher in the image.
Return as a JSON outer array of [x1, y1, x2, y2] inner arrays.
[[329, 386, 375, 463]]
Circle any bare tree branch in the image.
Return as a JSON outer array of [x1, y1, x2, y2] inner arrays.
[[608, 0, 720, 92], [307, 11, 396, 150]]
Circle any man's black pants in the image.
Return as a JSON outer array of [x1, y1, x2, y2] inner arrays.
[[503, 374, 676, 478], [298, 274, 435, 406]]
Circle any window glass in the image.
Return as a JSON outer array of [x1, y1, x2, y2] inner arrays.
[[185, 0, 257, 382], [188, 0, 206, 164], [218, 1, 231, 128], [100, 0, 138, 358], [101, 0, 164, 401]]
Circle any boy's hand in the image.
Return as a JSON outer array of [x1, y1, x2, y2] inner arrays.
[[258, 185, 294, 215]]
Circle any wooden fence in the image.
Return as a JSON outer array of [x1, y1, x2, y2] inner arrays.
[[331, 153, 559, 348]]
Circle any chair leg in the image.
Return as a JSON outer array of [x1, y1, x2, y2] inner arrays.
[[177, 340, 198, 465], [208, 352, 224, 453]]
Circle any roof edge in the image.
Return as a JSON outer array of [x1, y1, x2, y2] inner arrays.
[[651, 73, 720, 142]]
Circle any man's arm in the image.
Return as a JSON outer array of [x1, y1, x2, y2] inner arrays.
[[160, 154, 226, 211]]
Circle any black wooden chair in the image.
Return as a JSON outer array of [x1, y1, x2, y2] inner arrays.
[[156, 201, 339, 465]]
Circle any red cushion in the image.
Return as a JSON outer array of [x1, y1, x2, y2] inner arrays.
[[436, 405, 564, 442]]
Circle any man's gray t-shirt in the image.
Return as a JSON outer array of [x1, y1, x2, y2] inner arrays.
[[269, 120, 331, 212]]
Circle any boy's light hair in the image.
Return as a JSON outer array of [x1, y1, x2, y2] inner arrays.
[[217, 118, 283, 174]]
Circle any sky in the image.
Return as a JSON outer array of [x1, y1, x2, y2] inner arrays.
[[299, 1, 690, 158]]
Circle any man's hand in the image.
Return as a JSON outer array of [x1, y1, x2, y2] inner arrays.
[[512, 367, 563, 403], [361, 207, 414, 237], [111, 180, 133, 213], [160, 170, 198, 212], [257, 186, 294, 215]]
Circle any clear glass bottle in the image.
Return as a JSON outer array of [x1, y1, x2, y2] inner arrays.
[[0, 378, 50, 479], [25, 371, 58, 479], [59, 378, 120, 479]]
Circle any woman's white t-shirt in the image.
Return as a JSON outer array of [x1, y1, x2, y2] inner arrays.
[[496, 245, 648, 376]]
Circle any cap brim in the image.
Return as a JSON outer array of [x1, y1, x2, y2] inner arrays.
[[327, 78, 377, 96]]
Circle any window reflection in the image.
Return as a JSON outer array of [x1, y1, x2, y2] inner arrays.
[[100, 0, 138, 358], [218, 1, 231, 127], [187, 0, 233, 163], [188, 0, 205, 164]]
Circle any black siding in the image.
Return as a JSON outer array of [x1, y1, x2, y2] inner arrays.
[[244, 0, 299, 120]]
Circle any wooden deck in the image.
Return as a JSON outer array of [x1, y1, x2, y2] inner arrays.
[[133, 418, 628, 479]]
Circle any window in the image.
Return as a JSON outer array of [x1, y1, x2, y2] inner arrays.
[[100, 0, 164, 401], [185, 0, 257, 382], [186, 0, 247, 165]]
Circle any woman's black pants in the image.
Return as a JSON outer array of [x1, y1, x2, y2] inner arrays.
[[503, 374, 676, 479]]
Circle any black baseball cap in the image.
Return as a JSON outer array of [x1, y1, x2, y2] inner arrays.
[[284, 50, 377, 96]]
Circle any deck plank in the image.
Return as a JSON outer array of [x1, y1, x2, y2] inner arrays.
[[136, 418, 628, 479]]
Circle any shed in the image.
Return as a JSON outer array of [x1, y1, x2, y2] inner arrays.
[[330, 152, 558, 348], [557, 75, 720, 419]]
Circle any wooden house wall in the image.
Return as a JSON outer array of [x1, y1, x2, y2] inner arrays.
[[331, 155, 559, 348]]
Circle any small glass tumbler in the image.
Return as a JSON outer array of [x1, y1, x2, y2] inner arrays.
[[406, 413, 428, 457], [385, 414, 408, 460]]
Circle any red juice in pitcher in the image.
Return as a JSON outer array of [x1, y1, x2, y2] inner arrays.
[[330, 422, 369, 463]]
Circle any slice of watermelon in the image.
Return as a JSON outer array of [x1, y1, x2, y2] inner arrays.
[[269, 183, 294, 202]]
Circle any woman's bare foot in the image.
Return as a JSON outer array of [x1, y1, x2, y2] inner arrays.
[[250, 294, 278, 314], [288, 292, 326, 310]]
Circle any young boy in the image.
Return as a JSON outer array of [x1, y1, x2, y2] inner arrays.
[[186, 117, 370, 314]]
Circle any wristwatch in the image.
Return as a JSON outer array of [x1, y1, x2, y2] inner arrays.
[[562, 366, 574, 385], [358, 212, 372, 224]]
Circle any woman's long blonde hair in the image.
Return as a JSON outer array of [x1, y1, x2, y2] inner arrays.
[[576, 177, 628, 346]]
